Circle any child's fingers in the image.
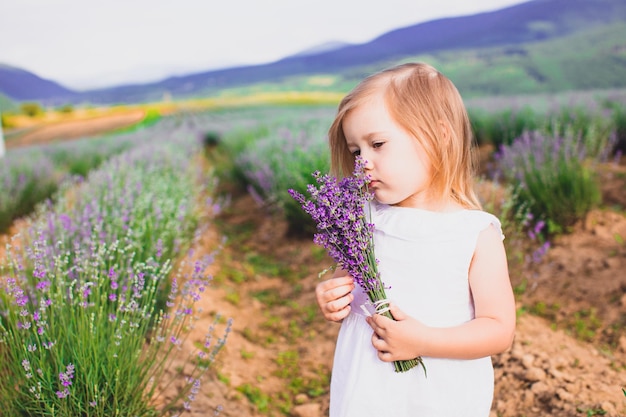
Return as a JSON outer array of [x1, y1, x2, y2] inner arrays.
[[366, 315, 387, 339], [388, 303, 407, 320], [324, 303, 352, 322], [320, 296, 352, 322], [315, 277, 355, 321], [370, 331, 395, 362], [315, 277, 354, 305]]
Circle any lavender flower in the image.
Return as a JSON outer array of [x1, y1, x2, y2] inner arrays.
[[289, 157, 424, 373]]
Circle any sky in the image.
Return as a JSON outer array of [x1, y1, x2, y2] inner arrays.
[[1, 0, 526, 91]]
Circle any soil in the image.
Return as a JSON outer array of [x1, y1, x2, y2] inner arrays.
[[4, 109, 145, 149], [2, 115, 626, 417]]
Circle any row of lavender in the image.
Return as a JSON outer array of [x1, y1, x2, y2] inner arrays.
[[0, 115, 229, 416], [0, 129, 138, 233], [219, 103, 621, 240]]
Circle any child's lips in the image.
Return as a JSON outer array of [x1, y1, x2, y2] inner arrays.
[[369, 180, 380, 188]]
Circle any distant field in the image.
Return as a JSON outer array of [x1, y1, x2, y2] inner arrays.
[[464, 87, 626, 113]]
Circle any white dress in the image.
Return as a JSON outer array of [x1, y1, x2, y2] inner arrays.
[[329, 202, 504, 417]]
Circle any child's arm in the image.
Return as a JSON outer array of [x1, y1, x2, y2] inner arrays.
[[366, 224, 516, 361], [315, 268, 355, 322]]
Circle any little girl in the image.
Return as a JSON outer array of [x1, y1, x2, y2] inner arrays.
[[316, 63, 516, 416]]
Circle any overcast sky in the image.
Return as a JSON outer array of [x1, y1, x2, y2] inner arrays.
[[1, 0, 526, 91]]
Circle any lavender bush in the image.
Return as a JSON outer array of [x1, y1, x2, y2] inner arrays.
[[494, 128, 616, 234], [289, 158, 425, 373], [0, 126, 229, 415], [235, 119, 331, 232], [544, 105, 616, 161], [0, 151, 59, 233], [470, 104, 618, 150], [469, 106, 541, 148]]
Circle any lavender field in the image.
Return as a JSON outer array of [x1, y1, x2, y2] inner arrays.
[[1, 98, 626, 416]]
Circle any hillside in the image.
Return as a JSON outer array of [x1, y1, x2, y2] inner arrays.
[[406, 23, 626, 96], [0, 64, 76, 102], [1, 0, 626, 104]]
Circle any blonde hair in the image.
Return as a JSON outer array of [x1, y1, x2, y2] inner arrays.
[[328, 62, 481, 210]]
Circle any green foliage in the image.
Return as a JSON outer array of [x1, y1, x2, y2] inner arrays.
[[20, 102, 44, 117], [470, 106, 541, 147], [0, 111, 13, 128], [226, 117, 332, 234], [270, 350, 330, 413], [495, 129, 611, 234], [544, 105, 616, 160], [251, 289, 286, 307], [57, 104, 74, 113], [570, 308, 603, 342], [0, 152, 59, 233], [108, 108, 162, 135], [602, 99, 626, 153], [47, 137, 133, 178], [236, 383, 270, 412], [217, 124, 271, 188], [469, 100, 623, 151], [577, 407, 608, 416]]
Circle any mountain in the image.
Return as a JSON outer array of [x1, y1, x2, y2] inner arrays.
[[2, 0, 626, 104], [290, 41, 354, 58], [0, 64, 76, 102]]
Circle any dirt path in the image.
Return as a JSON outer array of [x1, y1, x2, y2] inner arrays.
[[5, 109, 145, 148]]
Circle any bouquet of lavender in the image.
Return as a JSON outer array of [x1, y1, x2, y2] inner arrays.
[[289, 157, 424, 373]]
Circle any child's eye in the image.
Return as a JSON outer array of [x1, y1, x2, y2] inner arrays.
[[373, 142, 384, 149], [351, 149, 361, 156]]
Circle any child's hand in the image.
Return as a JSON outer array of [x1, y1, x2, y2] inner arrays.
[[315, 274, 355, 322], [366, 303, 426, 362]]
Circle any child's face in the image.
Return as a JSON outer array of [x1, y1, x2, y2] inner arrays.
[[343, 94, 435, 209]]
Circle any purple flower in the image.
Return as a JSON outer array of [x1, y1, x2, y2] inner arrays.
[[56, 388, 70, 399], [59, 363, 75, 387], [289, 157, 424, 373], [289, 158, 379, 292], [35, 280, 51, 291]]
